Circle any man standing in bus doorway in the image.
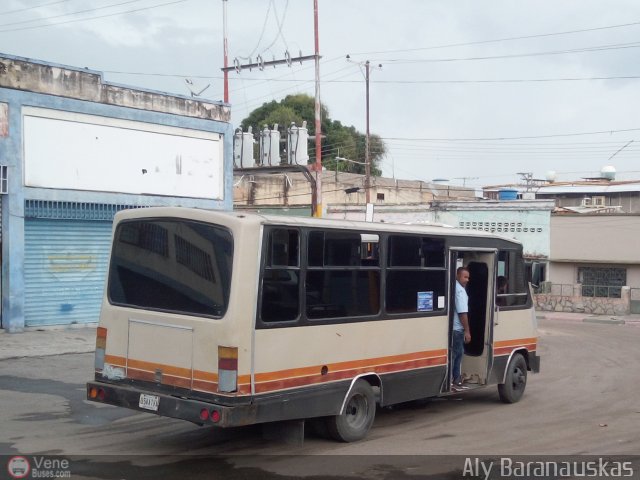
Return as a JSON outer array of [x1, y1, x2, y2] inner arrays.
[[452, 267, 471, 392]]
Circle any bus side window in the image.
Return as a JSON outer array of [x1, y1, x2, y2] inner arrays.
[[306, 230, 380, 319], [386, 235, 446, 314], [261, 229, 300, 322], [496, 275, 508, 306], [496, 250, 528, 308]]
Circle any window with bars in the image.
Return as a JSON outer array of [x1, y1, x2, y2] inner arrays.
[[578, 267, 626, 298]]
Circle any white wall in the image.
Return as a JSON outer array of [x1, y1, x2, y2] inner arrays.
[[550, 215, 640, 263], [23, 107, 224, 200]]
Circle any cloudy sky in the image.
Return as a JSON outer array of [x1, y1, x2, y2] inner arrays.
[[2, 0, 640, 187]]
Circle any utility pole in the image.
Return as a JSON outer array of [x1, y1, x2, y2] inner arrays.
[[365, 60, 371, 204], [348, 57, 380, 204], [454, 176, 479, 187], [222, 0, 229, 103], [221, 0, 321, 217], [517, 172, 533, 191], [313, 0, 322, 217]]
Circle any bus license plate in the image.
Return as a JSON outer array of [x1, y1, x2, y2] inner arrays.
[[139, 394, 159, 411]]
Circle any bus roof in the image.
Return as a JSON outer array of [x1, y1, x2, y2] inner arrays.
[[114, 207, 522, 246]]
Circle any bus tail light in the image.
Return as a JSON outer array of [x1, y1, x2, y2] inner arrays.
[[95, 327, 107, 371], [88, 386, 106, 401], [210, 410, 221, 423], [218, 346, 238, 393]]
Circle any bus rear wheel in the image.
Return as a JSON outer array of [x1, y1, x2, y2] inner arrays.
[[326, 379, 376, 442], [498, 353, 527, 403]]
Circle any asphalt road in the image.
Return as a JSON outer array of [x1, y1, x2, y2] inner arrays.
[[1, 319, 639, 479]]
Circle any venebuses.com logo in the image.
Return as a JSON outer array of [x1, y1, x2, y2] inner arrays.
[[7, 456, 30, 479], [6, 455, 71, 479]]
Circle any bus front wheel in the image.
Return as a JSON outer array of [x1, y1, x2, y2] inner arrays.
[[327, 379, 376, 442], [498, 353, 527, 404]]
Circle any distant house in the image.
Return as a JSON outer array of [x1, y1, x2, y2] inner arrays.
[[520, 173, 640, 314], [535, 180, 640, 214], [326, 199, 555, 266], [234, 170, 478, 214], [536, 213, 640, 315]]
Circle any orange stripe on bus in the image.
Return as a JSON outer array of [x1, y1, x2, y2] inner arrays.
[[494, 344, 537, 356], [104, 351, 445, 395], [125, 366, 252, 394], [254, 349, 448, 383], [254, 355, 447, 393], [104, 354, 251, 386], [104, 354, 126, 367], [493, 337, 537, 348]]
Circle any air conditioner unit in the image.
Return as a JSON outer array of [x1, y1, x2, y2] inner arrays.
[[592, 196, 606, 206]]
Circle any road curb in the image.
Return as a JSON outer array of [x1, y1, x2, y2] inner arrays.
[[582, 317, 626, 325]]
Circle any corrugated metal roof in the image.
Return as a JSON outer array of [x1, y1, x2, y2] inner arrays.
[[537, 183, 640, 194]]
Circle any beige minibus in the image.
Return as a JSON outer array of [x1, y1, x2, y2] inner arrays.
[[87, 207, 540, 442]]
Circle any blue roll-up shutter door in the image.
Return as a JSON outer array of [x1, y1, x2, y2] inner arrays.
[[24, 219, 112, 327]]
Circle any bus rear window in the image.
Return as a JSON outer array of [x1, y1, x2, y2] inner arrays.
[[108, 219, 233, 317]]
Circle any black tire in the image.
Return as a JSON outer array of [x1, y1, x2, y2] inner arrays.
[[326, 379, 376, 442], [498, 353, 528, 404]]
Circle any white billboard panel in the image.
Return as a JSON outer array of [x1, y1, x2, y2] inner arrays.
[[23, 107, 224, 200]]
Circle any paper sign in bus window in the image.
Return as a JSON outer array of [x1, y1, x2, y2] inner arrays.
[[417, 291, 433, 312]]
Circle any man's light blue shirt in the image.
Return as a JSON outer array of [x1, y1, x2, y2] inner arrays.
[[453, 280, 468, 332]]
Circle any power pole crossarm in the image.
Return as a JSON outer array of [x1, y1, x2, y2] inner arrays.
[[221, 54, 319, 72]]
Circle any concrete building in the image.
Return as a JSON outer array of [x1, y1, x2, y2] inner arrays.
[[0, 53, 233, 331], [326, 199, 555, 264], [535, 181, 640, 214], [234, 170, 477, 214], [484, 173, 640, 314], [534, 213, 640, 315]]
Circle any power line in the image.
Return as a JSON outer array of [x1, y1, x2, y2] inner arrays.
[[381, 142, 640, 150], [0, 0, 190, 33], [377, 144, 640, 154], [349, 20, 640, 56], [237, 1, 273, 60], [0, 0, 73, 16], [364, 75, 640, 84], [382, 139, 637, 146], [0, 0, 147, 28], [260, 0, 290, 55], [381, 128, 640, 142], [98, 70, 640, 84], [374, 41, 640, 64]]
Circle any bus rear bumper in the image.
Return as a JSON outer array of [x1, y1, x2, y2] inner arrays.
[[86, 381, 257, 428]]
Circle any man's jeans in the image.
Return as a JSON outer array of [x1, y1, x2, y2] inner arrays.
[[451, 330, 465, 384]]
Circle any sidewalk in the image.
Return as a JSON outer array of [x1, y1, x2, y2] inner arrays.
[[536, 310, 640, 326], [1, 312, 639, 361], [0, 324, 96, 360]]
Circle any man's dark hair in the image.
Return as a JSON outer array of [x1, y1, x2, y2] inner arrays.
[[456, 266, 469, 275]]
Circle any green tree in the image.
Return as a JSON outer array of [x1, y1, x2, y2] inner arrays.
[[240, 94, 384, 176]]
